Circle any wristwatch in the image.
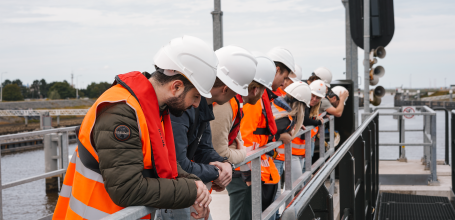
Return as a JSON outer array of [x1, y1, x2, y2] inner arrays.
[[223, 159, 235, 172]]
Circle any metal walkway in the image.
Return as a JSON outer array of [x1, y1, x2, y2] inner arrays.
[[379, 193, 455, 220]]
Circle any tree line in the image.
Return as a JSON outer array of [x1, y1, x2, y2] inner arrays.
[[2, 79, 111, 101]]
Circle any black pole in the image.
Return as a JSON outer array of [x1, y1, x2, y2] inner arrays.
[[433, 108, 450, 165]]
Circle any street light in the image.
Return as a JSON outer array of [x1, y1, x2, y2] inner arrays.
[[76, 74, 82, 99], [1, 72, 7, 102]]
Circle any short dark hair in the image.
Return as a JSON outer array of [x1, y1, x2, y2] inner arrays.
[[151, 69, 195, 94], [274, 62, 291, 74], [307, 74, 320, 83], [212, 77, 226, 88]]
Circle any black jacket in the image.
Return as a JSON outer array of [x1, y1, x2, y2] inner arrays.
[[170, 97, 225, 183]]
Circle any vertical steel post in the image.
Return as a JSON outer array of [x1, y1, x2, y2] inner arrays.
[[339, 152, 355, 220], [284, 142, 292, 205], [319, 123, 325, 159], [251, 157, 262, 220], [305, 131, 312, 173], [343, 0, 359, 128], [398, 116, 407, 162], [424, 112, 431, 169], [211, 0, 223, 51], [61, 132, 69, 170], [363, 0, 371, 118], [429, 113, 439, 184]]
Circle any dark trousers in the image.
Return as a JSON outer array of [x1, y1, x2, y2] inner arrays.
[[226, 177, 278, 220]]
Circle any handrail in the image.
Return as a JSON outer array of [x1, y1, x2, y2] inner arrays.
[[2, 169, 67, 189], [282, 112, 379, 219], [0, 126, 77, 141]]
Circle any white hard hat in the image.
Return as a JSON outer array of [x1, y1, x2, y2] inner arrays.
[[313, 67, 332, 88], [154, 35, 218, 98], [251, 52, 275, 90], [284, 81, 311, 108], [331, 86, 348, 105], [309, 79, 326, 98], [215, 46, 257, 96], [290, 64, 303, 82], [267, 47, 295, 73]]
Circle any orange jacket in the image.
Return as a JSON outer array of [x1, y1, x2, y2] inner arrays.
[[240, 91, 280, 184], [53, 72, 179, 219]]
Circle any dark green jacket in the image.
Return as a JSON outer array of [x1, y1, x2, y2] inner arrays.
[[92, 102, 200, 209]]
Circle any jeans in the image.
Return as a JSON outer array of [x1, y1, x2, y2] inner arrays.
[[155, 205, 213, 220]]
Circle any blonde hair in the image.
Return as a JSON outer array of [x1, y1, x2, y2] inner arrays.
[[309, 101, 321, 118], [276, 94, 306, 139]]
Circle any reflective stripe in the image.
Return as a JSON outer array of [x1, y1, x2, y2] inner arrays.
[[75, 156, 104, 183], [70, 151, 77, 163], [276, 148, 285, 155], [69, 195, 110, 220], [60, 184, 72, 198], [292, 143, 305, 149]]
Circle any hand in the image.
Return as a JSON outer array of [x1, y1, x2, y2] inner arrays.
[[235, 138, 245, 151], [245, 181, 251, 186], [340, 91, 349, 100], [301, 125, 306, 130], [317, 116, 324, 125], [210, 161, 233, 188], [211, 182, 225, 192], [279, 132, 292, 145], [191, 204, 210, 220], [194, 180, 211, 208]]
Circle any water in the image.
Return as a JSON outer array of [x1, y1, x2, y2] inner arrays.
[[1, 144, 77, 219], [0, 94, 450, 219]]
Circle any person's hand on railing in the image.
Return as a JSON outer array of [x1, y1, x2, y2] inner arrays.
[[317, 116, 324, 125], [210, 161, 233, 188], [301, 125, 306, 130], [235, 138, 245, 151], [279, 132, 292, 145], [194, 180, 211, 208], [191, 204, 210, 220]]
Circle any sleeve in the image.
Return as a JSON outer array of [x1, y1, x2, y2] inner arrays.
[[170, 111, 220, 183], [193, 122, 225, 165], [303, 108, 322, 126], [320, 99, 333, 112], [270, 117, 293, 142], [210, 103, 247, 164], [93, 103, 197, 209], [177, 162, 201, 181]]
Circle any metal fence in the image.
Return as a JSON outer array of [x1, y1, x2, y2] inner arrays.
[[281, 111, 380, 220], [102, 116, 336, 220], [373, 106, 439, 185], [0, 126, 75, 220]]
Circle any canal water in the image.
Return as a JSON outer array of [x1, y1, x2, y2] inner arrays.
[[1, 95, 450, 219]]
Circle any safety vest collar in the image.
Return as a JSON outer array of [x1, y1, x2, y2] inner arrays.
[[115, 71, 178, 179]]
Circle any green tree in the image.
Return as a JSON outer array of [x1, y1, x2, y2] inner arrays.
[[48, 90, 61, 100], [48, 80, 75, 99], [3, 84, 24, 101], [39, 79, 47, 98], [2, 79, 11, 87], [86, 82, 110, 98]]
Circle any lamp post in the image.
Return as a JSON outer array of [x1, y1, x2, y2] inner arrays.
[[1, 72, 7, 102], [76, 75, 82, 99]]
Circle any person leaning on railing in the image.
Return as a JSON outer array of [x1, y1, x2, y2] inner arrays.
[[156, 45, 257, 220], [210, 53, 276, 220], [52, 36, 215, 220]]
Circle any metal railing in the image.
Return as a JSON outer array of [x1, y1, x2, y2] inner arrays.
[[0, 109, 89, 117], [103, 116, 336, 220], [0, 126, 75, 220], [373, 106, 439, 185], [281, 111, 380, 220], [452, 110, 455, 194]]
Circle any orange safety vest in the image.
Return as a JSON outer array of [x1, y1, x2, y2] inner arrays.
[[53, 71, 178, 220], [273, 87, 286, 97], [240, 91, 280, 184], [228, 95, 243, 171]]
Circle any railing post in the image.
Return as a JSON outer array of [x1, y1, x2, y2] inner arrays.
[[339, 151, 355, 220], [284, 142, 292, 205], [398, 115, 407, 162], [0, 139, 3, 220], [451, 111, 455, 193], [429, 113, 439, 185], [60, 131, 69, 174], [44, 133, 63, 192], [319, 122, 325, 160], [304, 130, 312, 174], [251, 157, 262, 220]]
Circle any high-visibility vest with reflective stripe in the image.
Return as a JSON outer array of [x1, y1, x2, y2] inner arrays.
[[228, 95, 243, 171], [240, 93, 280, 184], [53, 81, 169, 219]]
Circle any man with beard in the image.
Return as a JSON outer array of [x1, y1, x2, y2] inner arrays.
[[209, 53, 276, 220], [155, 45, 257, 220], [53, 36, 215, 220]]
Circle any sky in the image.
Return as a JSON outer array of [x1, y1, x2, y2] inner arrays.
[[0, 0, 454, 89]]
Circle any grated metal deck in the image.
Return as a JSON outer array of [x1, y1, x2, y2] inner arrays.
[[379, 193, 455, 220]]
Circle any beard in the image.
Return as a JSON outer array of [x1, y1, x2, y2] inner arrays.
[[166, 93, 190, 117]]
